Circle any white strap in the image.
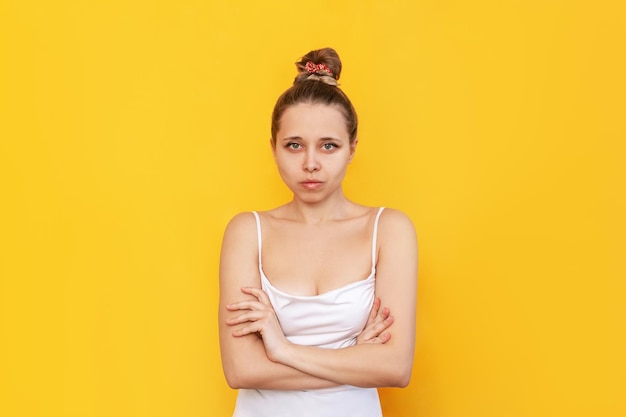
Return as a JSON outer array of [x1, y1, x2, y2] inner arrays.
[[371, 207, 385, 268], [254, 209, 383, 270], [251, 211, 262, 267]]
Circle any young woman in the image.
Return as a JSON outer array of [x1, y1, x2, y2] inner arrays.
[[219, 48, 418, 417]]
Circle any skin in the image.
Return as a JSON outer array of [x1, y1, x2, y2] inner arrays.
[[218, 102, 418, 389]]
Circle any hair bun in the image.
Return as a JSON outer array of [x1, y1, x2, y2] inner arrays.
[[294, 48, 342, 86]]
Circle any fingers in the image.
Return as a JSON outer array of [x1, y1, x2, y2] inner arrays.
[[378, 314, 394, 332], [356, 301, 395, 345], [226, 307, 275, 338], [361, 331, 392, 345], [231, 322, 264, 337], [241, 286, 272, 305], [226, 299, 266, 312], [225, 287, 276, 338], [368, 297, 381, 322], [225, 287, 272, 311], [367, 306, 393, 333], [225, 297, 274, 328], [377, 332, 392, 343], [225, 310, 266, 326], [366, 298, 390, 325], [364, 314, 394, 339]]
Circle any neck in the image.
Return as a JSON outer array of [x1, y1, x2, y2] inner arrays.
[[287, 191, 352, 224]]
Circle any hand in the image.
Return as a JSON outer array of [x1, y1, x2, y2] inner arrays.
[[356, 297, 394, 345], [225, 287, 290, 362]]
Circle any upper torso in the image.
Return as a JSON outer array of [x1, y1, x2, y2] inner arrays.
[[231, 208, 386, 417], [255, 205, 383, 297]]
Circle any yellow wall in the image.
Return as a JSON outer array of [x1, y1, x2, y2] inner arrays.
[[1, 1, 624, 416]]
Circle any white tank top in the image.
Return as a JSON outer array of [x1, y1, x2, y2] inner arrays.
[[232, 208, 385, 417]]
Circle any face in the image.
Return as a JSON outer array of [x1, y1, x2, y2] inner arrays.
[[272, 102, 357, 203]]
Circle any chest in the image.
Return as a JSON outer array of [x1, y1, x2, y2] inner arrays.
[[261, 222, 374, 296], [261, 273, 376, 348]]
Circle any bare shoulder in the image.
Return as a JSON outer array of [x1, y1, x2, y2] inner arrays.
[[221, 212, 259, 256], [375, 208, 418, 289], [378, 208, 417, 238], [223, 212, 257, 240], [220, 212, 261, 288], [375, 208, 418, 259]]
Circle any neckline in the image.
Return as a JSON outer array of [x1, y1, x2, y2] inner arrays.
[[251, 207, 384, 299], [260, 265, 376, 299]]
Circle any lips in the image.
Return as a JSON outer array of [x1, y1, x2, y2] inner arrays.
[[300, 180, 323, 190]]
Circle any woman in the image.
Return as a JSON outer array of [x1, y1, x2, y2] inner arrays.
[[219, 48, 418, 417]]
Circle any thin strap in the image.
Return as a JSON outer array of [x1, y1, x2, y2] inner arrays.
[[371, 207, 385, 268], [251, 211, 262, 267]]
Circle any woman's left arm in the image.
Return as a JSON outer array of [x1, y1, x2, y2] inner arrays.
[[228, 209, 418, 388]]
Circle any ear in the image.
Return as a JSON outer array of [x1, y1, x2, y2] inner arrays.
[[348, 139, 358, 163]]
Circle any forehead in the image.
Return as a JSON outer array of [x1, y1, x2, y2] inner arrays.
[[278, 103, 349, 140]]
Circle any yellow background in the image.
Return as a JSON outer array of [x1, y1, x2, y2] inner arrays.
[[1, 1, 624, 416]]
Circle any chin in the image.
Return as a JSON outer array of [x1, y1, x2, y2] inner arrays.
[[294, 192, 326, 204]]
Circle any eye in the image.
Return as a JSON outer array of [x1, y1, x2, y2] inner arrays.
[[321, 142, 338, 151], [286, 142, 302, 150]]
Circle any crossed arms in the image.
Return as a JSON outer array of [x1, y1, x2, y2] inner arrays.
[[218, 210, 417, 390]]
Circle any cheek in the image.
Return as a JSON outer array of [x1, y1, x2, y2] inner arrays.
[[275, 158, 299, 178]]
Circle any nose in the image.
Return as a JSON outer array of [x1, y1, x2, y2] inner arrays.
[[303, 149, 320, 172]]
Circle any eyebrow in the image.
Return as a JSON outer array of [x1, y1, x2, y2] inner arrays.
[[280, 136, 342, 142]]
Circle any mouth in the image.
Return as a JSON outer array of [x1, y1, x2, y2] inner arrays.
[[300, 180, 323, 190]]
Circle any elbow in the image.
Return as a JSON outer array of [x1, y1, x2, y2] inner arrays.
[[224, 364, 267, 390], [393, 368, 412, 388], [383, 366, 412, 388], [383, 356, 413, 388], [226, 379, 241, 390], [223, 369, 241, 389], [223, 365, 251, 389], [225, 369, 263, 390]]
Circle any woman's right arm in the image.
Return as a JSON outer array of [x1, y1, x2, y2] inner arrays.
[[219, 213, 340, 390]]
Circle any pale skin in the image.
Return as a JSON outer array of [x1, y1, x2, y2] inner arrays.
[[218, 102, 418, 390]]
